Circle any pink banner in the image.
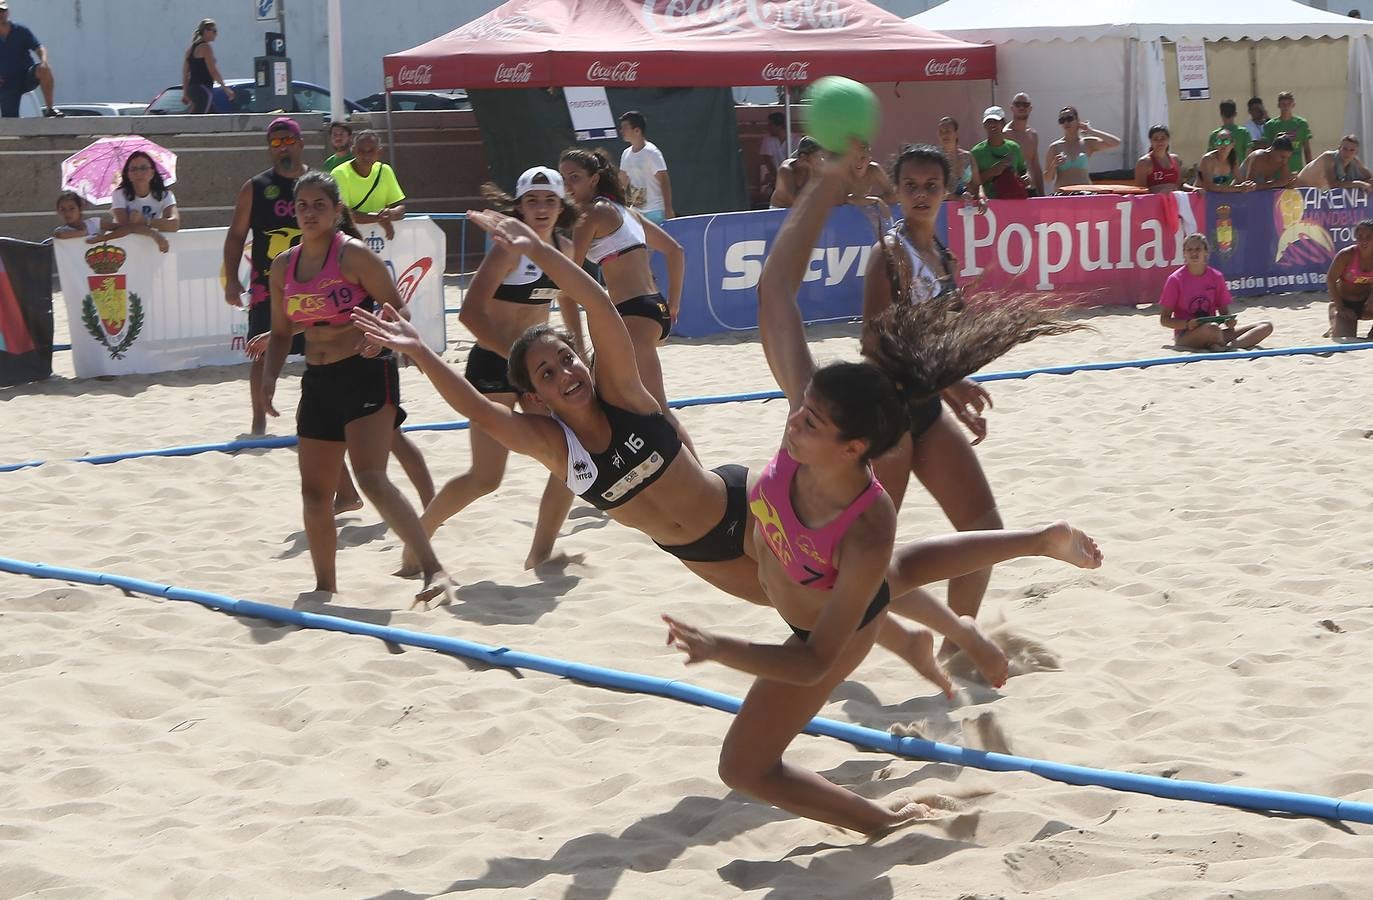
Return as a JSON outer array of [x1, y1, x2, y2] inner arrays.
[[945, 193, 1206, 305]]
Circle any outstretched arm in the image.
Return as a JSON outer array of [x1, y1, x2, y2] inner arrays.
[[757, 151, 851, 411], [353, 305, 564, 468], [468, 209, 656, 412]]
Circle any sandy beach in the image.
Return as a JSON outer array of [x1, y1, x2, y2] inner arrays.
[[3, 289, 1373, 898]]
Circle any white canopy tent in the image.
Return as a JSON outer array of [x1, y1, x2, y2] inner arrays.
[[911, 0, 1373, 172]]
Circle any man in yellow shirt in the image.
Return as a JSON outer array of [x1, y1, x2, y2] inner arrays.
[[331, 130, 405, 240]]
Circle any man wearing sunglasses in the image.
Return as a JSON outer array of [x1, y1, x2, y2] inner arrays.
[[223, 117, 309, 434], [1004, 92, 1044, 195]]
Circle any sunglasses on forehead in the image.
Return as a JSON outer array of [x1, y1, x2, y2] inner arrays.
[[269, 135, 299, 148]]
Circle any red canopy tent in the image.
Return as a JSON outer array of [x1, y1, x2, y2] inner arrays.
[[382, 0, 995, 90]]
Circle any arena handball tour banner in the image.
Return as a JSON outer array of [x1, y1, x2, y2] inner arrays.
[[54, 220, 446, 379], [0, 237, 54, 386], [663, 190, 1357, 337]]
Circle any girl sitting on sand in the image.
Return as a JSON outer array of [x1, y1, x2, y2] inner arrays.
[[658, 145, 1103, 834], [1160, 233, 1273, 351], [1325, 220, 1373, 341]]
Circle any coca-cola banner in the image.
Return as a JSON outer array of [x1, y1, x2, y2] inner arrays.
[[657, 190, 1359, 338], [384, 0, 995, 90]]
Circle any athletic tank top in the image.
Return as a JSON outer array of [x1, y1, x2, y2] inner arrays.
[[552, 398, 681, 510], [495, 255, 559, 306], [281, 231, 377, 326], [1346, 251, 1373, 284], [1148, 154, 1180, 188], [747, 448, 885, 590], [249, 168, 302, 300], [186, 41, 212, 89], [891, 226, 958, 303], [585, 200, 647, 264]]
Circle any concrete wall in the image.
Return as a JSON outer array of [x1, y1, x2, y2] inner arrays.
[[11, 0, 496, 106]]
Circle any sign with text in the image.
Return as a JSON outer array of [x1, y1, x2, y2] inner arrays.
[[1176, 41, 1210, 101], [564, 87, 617, 141]]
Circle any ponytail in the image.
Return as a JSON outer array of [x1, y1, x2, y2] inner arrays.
[[337, 204, 364, 241], [559, 146, 628, 206]]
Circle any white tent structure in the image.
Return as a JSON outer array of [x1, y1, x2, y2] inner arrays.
[[911, 0, 1373, 172]]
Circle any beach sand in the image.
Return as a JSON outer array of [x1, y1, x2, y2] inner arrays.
[[3, 290, 1372, 898]]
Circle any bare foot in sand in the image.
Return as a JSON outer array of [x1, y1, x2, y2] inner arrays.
[[410, 570, 458, 610], [524, 545, 553, 570], [952, 615, 1009, 687], [888, 623, 954, 699], [867, 799, 934, 837], [395, 545, 422, 579], [1039, 521, 1103, 569], [333, 496, 364, 515]]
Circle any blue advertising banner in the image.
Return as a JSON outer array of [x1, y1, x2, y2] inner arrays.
[[655, 204, 944, 339], [1206, 188, 1369, 297], [657, 189, 1366, 339]]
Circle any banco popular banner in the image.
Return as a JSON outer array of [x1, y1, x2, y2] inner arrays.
[[54, 220, 446, 379], [662, 190, 1362, 338]]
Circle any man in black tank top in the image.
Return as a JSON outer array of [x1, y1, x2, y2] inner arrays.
[[224, 117, 308, 435]]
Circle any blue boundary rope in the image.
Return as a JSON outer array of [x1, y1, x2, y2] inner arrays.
[[6, 341, 1372, 475], [2, 554, 1370, 825]]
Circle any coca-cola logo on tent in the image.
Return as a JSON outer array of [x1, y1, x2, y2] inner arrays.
[[586, 61, 641, 83], [494, 62, 534, 83], [761, 62, 809, 82], [457, 13, 553, 41], [397, 65, 432, 87], [641, 0, 846, 33], [924, 57, 969, 78]]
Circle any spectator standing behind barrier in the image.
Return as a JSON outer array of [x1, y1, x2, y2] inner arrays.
[[1207, 99, 1252, 164], [770, 135, 820, 208], [845, 141, 896, 206], [1325, 220, 1373, 340], [759, 112, 788, 200], [1262, 91, 1312, 175], [1194, 131, 1255, 193], [52, 191, 107, 239], [1160, 233, 1272, 352], [1043, 106, 1120, 191], [323, 121, 353, 171], [89, 151, 180, 253], [936, 116, 979, 198], [182, 18, 232, 114], [332, 130, 405, 241], [1135, 125, 1190, 193], [1005, 92, 1044, 195], [0, 1, 61, 118], [1297, 135, 1373, 190], [617, 110, 674, 222], [1241, 136, 1297, 188], [1245, 97, 1268, 144], [972, 106, 1029, 200]]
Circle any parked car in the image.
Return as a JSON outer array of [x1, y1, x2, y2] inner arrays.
[[55, 102, 148, 117], [357, 89, 470, 112], [144, 79, 365, 116]]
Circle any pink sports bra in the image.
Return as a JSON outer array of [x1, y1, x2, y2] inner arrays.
[[747, 448, 885, 590], [282, 231, 375, 326], [1345, 251, 1373, 284]]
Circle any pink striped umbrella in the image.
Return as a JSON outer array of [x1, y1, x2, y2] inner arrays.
[[60, 136, 178, 206]]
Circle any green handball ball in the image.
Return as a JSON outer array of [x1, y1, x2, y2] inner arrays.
[[806, 76, 879, 153]]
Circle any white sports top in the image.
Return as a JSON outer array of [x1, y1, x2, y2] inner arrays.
[[585, 200, 647, 265]]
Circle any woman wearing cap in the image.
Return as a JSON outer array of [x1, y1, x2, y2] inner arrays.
[[1043, 107, 1120, 192], [770, 137, 822, 208], [401, 167, 587, 573]]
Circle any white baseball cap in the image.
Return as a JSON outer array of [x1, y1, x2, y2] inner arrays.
[[515, 166, 565, 199], [982, 106, 1007, 123]]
